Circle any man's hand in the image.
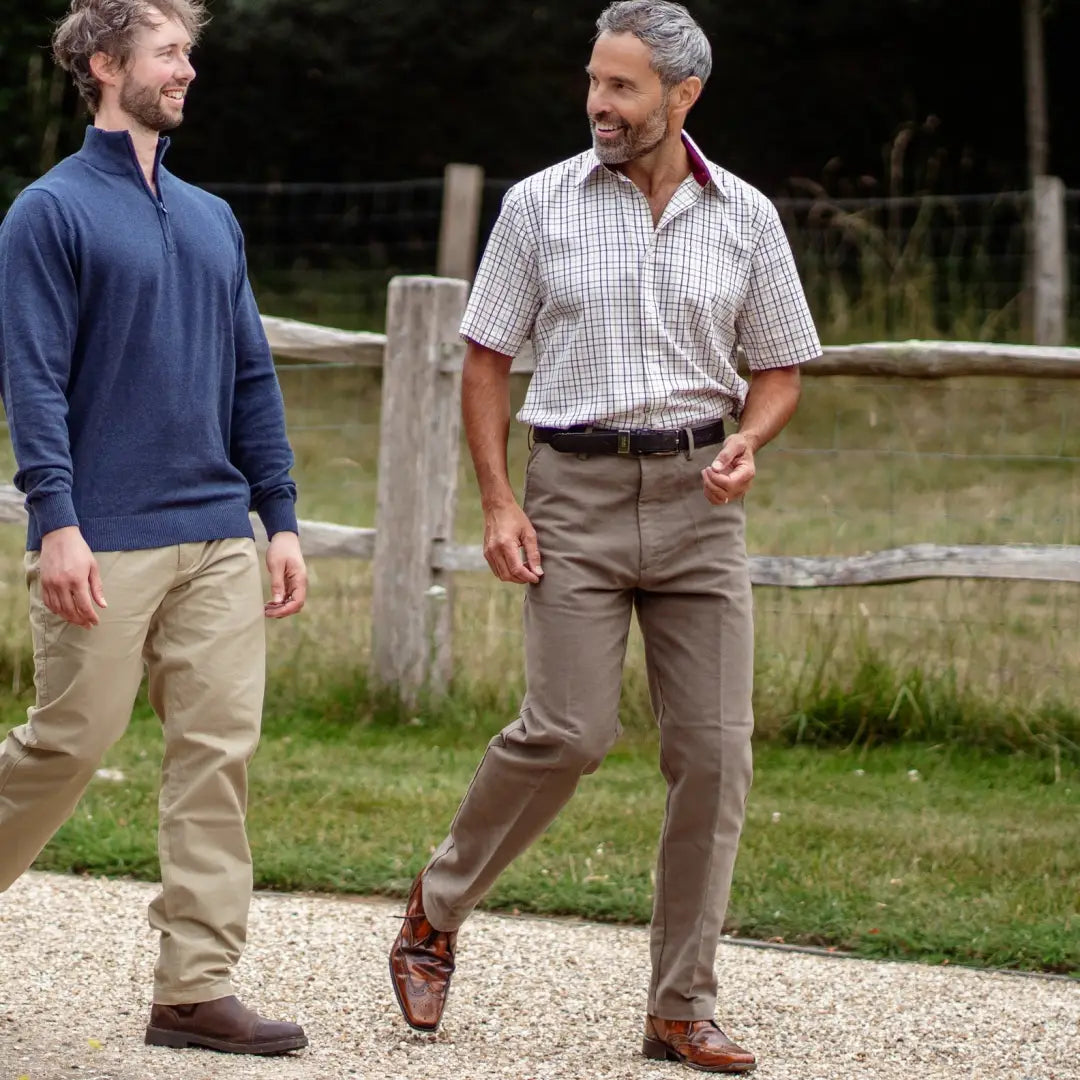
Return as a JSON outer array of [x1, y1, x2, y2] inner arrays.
[[39, 525, 106, 629], [265, 531, 307, 618], [702, 434, 757, 505], [483, 502, 543, 584], [703, 365, 802, 506]]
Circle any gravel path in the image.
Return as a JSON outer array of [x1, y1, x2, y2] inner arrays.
[[1, 871, 1076, 1080]]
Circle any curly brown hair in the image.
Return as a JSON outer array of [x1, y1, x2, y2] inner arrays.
[[52, 0, 209, 113]]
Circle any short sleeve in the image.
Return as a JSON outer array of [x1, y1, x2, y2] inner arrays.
[[459, 190, 541, 357], [737, 202, 821, 370]]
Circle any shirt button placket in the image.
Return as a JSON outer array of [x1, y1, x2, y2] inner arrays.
[[644, 231, 663, 427], [640, 233, 654, 428]]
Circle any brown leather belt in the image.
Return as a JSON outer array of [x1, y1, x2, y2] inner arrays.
[[532, 419, 725, 456]]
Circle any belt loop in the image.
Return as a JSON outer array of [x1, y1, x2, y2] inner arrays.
[[683, 425, 695, 461], [528, 426, 535, 451], [578, 424, 592, 461]]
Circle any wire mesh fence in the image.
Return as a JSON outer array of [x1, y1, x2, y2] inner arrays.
[[203, 178, 1078, 346], [202, 179, 446, 330], [5, 174, 1072, 340], [256, 362, 1080, 726], [0, 177, 1078, 726], [772, 192, 1032, 342], [0, 359, 1075, 728], [744, 375, 1080, 732]]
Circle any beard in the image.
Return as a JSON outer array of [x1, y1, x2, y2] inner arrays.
[[590, 96, 669, 165], [119, 78, 184, 133]]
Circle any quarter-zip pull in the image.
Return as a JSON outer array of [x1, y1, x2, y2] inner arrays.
[[156, 195, 175, 254]]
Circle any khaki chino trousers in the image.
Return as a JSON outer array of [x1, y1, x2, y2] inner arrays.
[[423, 441, 755, 1021], [0, 539, 265, 1004]]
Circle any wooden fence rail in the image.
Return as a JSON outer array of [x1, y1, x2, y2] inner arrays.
[[3, 277, 1079, 705], [263, 315, 1080, 379], [1, 486, 1075, 585]]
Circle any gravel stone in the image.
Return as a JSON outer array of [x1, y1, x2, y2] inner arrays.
[[1, 872, 1077, 1079]]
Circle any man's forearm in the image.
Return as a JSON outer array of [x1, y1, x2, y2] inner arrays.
[[737, 365, 802, 452], [461, 342, 516, 511]]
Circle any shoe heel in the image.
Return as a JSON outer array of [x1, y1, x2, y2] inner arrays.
[[642, 1035, 677, 1062], [145, 1027, 191, 1049]]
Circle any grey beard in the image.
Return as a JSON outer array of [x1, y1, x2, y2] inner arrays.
[[593, 129, 632, 164], [589, 102, 669, 165]]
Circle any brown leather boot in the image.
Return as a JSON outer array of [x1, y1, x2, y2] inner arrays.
[[643, 1016, 756, 1073], [388, 873, 458, 1032], [145, 995, 307, 1055]]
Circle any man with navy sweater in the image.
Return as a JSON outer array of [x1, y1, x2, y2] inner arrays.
[[0, 0, 308, 1056]]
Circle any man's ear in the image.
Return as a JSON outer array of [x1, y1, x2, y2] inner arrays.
[[89, 50, 123, 87], [672, 75, 703, 115]]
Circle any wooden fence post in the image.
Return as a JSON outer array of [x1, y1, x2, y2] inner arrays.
[[1032, 176, 1067, 346], [371, 275, 467, 705], [437, 163, 484, 282]]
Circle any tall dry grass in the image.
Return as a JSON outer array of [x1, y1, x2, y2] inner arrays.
[[241, 364, 1080, 753]]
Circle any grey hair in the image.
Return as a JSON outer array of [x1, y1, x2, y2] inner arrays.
[[596, 1, 712, 86]]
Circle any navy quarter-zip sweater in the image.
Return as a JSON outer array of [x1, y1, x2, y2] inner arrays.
[[0, 126, 298, 550]]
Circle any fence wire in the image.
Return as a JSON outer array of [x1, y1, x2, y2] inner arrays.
[[0, 180, 1078, 718], [202, 179, 1080, 343], [2, 177, 1075, 338], [203, 179, 445, 329], [262, 365, 1080, 716]]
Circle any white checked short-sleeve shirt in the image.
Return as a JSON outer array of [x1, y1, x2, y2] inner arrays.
[[460, 132, 821, 430]]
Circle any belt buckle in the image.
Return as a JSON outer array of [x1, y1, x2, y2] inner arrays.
[[652, 432, 681, 456], [617, 431, 631, 455]]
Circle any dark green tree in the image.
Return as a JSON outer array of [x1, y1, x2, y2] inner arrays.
[[0, 1, 85, 199], [2, 0, 1077, 194]]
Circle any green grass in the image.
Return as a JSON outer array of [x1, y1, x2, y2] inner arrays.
[[21, 678, 1079, 975]]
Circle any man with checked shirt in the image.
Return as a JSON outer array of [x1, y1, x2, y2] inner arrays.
[[390, 2, 820, 1071]]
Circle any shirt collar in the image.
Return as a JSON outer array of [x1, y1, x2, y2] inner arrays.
[[77, 125, 171, 180], [575, 129, 731, 199]]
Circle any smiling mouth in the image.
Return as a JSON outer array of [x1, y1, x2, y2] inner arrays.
[[162, 89, 186, 103]]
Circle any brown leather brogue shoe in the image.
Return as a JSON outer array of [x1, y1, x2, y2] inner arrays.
[[145, 995, 307, 1055], [643, 1016, 756, 1073], [389, 873, 458, 1032]]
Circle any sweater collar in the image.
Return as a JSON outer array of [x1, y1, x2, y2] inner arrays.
[[78, 125, 171, 182]]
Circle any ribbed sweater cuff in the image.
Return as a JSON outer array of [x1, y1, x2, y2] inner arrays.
[[30, 492, 80, 538], [257, 497, 299, 539]]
